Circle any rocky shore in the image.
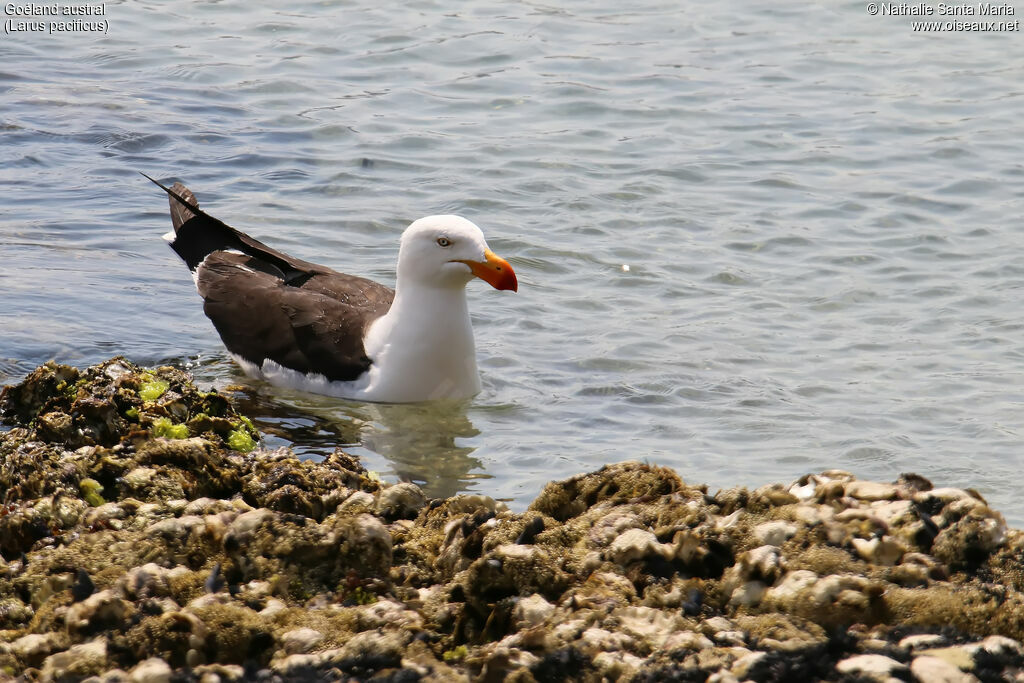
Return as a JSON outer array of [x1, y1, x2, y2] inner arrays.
[[1, 358, 1023, 682]]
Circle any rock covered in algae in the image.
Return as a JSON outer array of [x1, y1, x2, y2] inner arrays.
[[3, 359, 1024, 681]]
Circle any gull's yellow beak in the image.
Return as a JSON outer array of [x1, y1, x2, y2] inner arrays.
[[457, 249, 518, 292]]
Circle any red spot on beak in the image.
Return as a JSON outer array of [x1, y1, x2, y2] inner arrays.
[[458, 249, 518, 292]]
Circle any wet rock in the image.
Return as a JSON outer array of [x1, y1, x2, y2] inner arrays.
[[529, 461, 691, 521], [0, 361, 80, 421], [339, 490, 375, 513], [376, 481, 427, 520], [36, 410, 76, 443], [4, 357, 1024, 681]]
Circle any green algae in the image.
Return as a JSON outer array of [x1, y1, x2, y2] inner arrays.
[[227, 427, 256, 453], [350, 586, 377, 605], [336, 578, 378, 605], [138, 378, 170, 401], [60, 377, 87, 399], [151, 417, 189, 440], [442, 645, 468, 662], [79, 477, 106, 507]]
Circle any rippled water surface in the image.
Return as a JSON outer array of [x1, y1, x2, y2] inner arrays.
[[3, 1, 1024, 520]]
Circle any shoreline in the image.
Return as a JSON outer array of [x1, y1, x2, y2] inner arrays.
[[1, 358, 1023, 682]]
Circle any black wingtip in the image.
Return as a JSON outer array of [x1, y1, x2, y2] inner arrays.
[[139, 170, 161, 186], [141, 171, 203, 215], [140, 171, 173, 195], [143, 172, 316, 281]]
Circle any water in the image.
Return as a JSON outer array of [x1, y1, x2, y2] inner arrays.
[[2, 0, 1024, 520]]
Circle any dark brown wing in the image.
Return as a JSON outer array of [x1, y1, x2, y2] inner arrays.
[[146, 173, 395, 381], [198, 254, 394, 382], [146, 172, 330, 286]]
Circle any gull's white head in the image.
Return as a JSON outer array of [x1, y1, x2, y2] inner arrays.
[[396, 215, 518, 292]]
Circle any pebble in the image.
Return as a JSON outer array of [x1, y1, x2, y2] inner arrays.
[[145, 514, 205, 539], [65, 590, 131, 634], [920, 487, 979, 504], [851, 536, 907, 565], [614, 606, 685, 649], [910, 655, 979, 683], [280, 627, 324, 655], [835, 653, 908, 680], [338, 490, 376, 513], [122, 467, 157, 488], [356, 598, 423, 630], [921, 645, 976, 671], [608, 528, 666, 564], [663, 631, 713, 650], [9, 631, 66, 663], [592, 650, 644, 679], [752, 520, 797, 546], [845, 481, 899, 501], [259, 598, 288, 617], [979, 634, 1024, 657], [728, 580, 767, 607], [272, 651, 326, 675], [513, 593, 555, 629], [899, 633, 947, 650], [333, 628, 411, 663], [228, 508, 275, 537], [193, 664, 245, 682], [40, 638, 108, 681], [730, 651, 767, 679], [130, 657, 173, 683], [580, 627, 633, 652]]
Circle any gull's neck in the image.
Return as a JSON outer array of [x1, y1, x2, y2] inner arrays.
[[361, 280, 481, 401]]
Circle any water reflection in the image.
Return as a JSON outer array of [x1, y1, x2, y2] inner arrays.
[[360, 401, 485, 499], [202, 363, 488, 499]]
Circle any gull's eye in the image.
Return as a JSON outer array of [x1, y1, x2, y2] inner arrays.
[[436, 237, 452, 248]]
